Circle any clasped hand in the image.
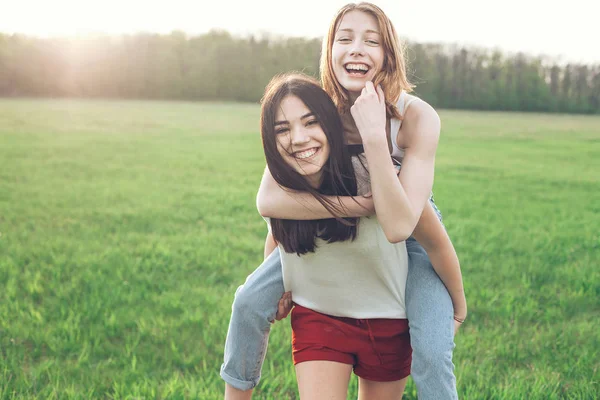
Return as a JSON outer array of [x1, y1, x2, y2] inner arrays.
[[349, 81, 387, 143]]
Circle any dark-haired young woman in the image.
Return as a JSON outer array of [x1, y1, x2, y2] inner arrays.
[[223, 4, 466, 400], [257, 72, 413, 399]]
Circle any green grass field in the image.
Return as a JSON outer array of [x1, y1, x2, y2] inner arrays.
[[0, 99, 599, 399]]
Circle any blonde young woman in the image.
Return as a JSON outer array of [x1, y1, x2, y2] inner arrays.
[[222, 3, 466, 399]]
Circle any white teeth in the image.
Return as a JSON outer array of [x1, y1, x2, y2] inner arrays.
[[346, 63, 369, 71], [294, 148, 318, 159]]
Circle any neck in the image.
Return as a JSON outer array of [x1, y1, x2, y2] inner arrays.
[[306, 172, 323, 189], [348, 91, 360, 105]]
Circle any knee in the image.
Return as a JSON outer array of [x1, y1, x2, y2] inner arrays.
[[231, 284, 257, 315], [410, 324, 455, 372], [413, 336, 454, 363], [232, 283, 275, 325]]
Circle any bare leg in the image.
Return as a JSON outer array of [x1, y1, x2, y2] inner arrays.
[[358, 377, 408, 400], [224, 384, 252, 400], [295, 361, 353, 400]]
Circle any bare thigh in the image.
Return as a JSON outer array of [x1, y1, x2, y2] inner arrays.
[[295, 360, 353, 400], [358, 376, 408, 400]]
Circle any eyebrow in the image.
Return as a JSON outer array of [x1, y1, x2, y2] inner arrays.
[[274, 112, 315, 126], [336, 28, 380, 35]]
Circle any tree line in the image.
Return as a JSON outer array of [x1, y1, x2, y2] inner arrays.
[[1, 31, 599, 114]]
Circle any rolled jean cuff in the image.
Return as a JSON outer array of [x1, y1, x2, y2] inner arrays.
[[220, 364, 259, 391]]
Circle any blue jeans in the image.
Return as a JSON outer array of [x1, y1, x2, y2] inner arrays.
[[221, 202, 457, 399]]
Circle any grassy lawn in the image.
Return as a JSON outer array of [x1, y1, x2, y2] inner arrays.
[[0, 99, 598, 399]]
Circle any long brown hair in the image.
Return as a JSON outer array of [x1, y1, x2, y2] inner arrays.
[[260, 73, 358, 255], [320, 2, 414, 120]]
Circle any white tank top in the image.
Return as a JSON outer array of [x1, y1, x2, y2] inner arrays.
[[279, 216, 408, 319], [390, 91, 420, 164], [272, 94, 421, 319], [270, 165, 409, 320]]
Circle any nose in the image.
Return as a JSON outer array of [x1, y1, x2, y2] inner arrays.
[[350, 40, 365, 56], [291, 126, 310, 146]]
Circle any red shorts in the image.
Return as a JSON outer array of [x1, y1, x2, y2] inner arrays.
[[291, 304, 412, 382]]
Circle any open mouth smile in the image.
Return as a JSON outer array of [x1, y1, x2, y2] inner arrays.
[[344, 63, 370, 76], [292, 147, 320, 160]]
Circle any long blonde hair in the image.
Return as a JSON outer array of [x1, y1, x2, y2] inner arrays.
[[320, 2, 414, 120]]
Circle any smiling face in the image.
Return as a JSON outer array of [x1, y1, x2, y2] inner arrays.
[[274, 95, 330, 188], [331, 10, 385, 98]]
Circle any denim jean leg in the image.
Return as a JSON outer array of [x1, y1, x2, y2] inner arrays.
[[405, 237, 457, 400], [220, 248, 285, 391]]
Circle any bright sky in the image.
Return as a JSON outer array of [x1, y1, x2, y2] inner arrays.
[[2, 0, 598, 64]]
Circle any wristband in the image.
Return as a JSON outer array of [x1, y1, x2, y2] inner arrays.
[[453, 315, 465, 324]]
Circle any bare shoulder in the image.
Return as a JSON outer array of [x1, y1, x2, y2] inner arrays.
[[404, 96, 440, 130], [398, 96, 441, 150]]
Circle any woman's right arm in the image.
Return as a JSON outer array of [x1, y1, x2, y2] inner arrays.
[[256, 167, 374, 220], [264, 231, 278, 259], [265, 230, 293, 321]]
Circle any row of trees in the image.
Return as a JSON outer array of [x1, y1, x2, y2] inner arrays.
[[1, 31, 599, 114]]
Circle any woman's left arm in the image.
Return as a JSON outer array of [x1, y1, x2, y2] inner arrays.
[[412, 202, 467, 326], [352, 82, 440, 241]]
